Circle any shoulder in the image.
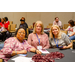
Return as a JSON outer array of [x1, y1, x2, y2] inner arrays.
[[59, 20, 61, 22], [73, 26, 75, 28], [43, 33, 48, 36], [5, 37, 16, 42], [61, 33, 66, 36], [61, 33, 67, 38], [28, 33, 35, 37]]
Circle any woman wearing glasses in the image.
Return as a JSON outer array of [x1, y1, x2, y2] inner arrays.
[[0, 27, 41, 62]]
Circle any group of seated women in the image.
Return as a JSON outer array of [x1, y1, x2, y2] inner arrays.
[[0, 20, 73, 62]]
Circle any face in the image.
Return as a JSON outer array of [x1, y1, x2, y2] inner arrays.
[[21, 21, 25, 24], [1, 19, 4, 23], [0, 25, 1, 28], [55, 18, 59, 23], [69, 23, 72, 27], [35, 23, 42, 33], [52, 27, 59, 36], [16, 28, 25, 42]]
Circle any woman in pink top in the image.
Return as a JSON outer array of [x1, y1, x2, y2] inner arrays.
[[28, 21, 50, 49], [0, 27, 41, 62]]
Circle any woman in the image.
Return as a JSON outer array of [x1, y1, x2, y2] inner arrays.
[[28, 21, 50, 49], [0, 27, 41, 62], [0, 18, 10, 41], [65, 20, 75, 40], [4, 17, 10, 30], [49, 25, 72, 49]]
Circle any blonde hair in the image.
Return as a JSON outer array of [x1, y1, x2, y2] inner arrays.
[[50, 25, 62, 39], [33, 21, 44, 34]]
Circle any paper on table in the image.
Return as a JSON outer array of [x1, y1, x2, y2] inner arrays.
[[39, 49, 50, 54], [11, 56, 33, 62]]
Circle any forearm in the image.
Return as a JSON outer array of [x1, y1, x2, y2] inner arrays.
[[69, 32, 75, 36], [11, 51, 20, 56], [30, 48, 36, 52], [66, 43, 72, 49], [11, 50, 27, 56]]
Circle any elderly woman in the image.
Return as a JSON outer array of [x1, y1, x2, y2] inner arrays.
[[0, 27, 41, 62], [28, 21, 50, 50], [49, 25, 72, 49]]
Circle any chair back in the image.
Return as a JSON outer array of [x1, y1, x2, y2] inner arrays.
[[63, 24, 69, 29], [8, 24, 17, 33]]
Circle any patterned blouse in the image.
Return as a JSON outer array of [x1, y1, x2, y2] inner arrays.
[[0, 37, 34, 61], [28, 33, 50, 49]]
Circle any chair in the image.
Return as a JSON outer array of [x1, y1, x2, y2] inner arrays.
[[9, 21, 13, 25], [0, 59, 3, 62], [61, 30, 68, 34], [71, 40, 75, 49], [28, 25, 33, 29], [24, 28, 29, 40], [63, 24, 69, 29], [49, 23, 53, 26], [8, 24, 17, 33], [47, 23, 53, 28]]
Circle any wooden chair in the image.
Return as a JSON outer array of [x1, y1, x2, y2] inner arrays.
[[0, 59, 3, 62], [8, 24, 17, 33], [49, 23, 53, 26], [71, 40, 75, 49], [9, 21, 13, 25], [63, 24, 69, 29], [24, 28, 29, 40], [28, 25, 33, 29], [47, 23, 53, 28], [61, 30, 68, 34]]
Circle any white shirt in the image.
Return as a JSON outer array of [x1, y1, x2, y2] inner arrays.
[[67, 26, 75, 35], [53, 20, 62, 27]]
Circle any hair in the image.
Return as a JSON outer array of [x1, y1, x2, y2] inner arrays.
[[3, 18, 6, 22], [20, 17, 25, 22], [0, 18, 1, 22], [15, 27, 26, 37], [68, 20, 74, 27], [33, 21, 44, 34], [4, 17, 8, 21], [50, 25, 62, 39], [55, 17, 59, 20]]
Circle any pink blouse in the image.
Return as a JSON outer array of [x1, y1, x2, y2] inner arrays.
[[28, 33, 50, 49], [0, 37, 34, 61]]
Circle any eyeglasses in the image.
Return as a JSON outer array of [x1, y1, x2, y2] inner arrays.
[[18, 32, 25, 34]]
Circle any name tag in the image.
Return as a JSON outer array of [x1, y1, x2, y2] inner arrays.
[[37, 46, 42, 50]]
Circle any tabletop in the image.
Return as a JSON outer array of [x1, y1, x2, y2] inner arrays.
[[8, 48, 75, 62]]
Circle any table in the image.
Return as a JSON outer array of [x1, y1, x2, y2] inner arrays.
[[8, 48, 75, 62]]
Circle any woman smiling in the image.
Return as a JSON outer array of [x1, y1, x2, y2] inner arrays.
[[49, 25, 72, 49], [0, 27, 41, 62], [28, 21, 50, 50]]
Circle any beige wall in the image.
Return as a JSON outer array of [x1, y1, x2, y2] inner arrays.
[[0, 12, 75, 28]]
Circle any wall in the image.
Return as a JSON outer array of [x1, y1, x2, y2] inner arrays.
[[0, 12, 75, 28]]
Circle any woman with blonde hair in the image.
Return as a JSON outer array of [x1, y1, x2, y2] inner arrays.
[[49, 25, 72, 49], [28, 21, 50, 49]]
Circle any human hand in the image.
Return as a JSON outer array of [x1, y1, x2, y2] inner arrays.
[[30, 48, 36, 52], [18, 50, 27, 54], [62, 46, 68, 49], [36, 50, 42, 54]]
